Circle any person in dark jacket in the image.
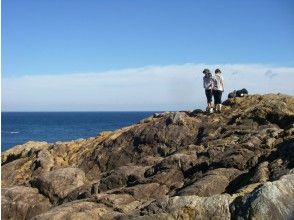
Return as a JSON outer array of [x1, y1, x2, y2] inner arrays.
[[202, 69, 214, 113]]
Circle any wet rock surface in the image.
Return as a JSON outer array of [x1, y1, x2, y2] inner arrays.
[[1, 94, 294, 219]]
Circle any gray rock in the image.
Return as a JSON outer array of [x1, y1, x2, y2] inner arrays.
[[30, 167, 86, 203], [231, 172, 294, 220], [166, 112, 186, 126], [1, 186, 51, 220], [31, 200, 117, 220]]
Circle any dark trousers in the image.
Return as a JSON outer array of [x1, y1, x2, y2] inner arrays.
[[205, 89, 213, 103], [213, 90, 223, 104]]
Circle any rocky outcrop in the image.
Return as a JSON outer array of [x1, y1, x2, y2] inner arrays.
[[30, 167, 87, 204], [126, 172, 294, 219], [231, 171, 294, 220], [1, 186, 51, 220], [1, 94, 294, 219]]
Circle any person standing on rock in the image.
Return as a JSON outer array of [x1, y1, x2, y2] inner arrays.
[[203, 69, 214, 113], [213, 69, 224, 113]]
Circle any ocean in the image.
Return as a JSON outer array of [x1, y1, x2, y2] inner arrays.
[[1, 112, 156, 151]]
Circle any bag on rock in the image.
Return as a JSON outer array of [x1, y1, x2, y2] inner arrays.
[[228, 88, 248, 98], [236, 88, 248, 97], [228, 90, 237, 98]]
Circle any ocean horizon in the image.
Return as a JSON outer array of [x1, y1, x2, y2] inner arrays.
[[1, 111, 158, 151]]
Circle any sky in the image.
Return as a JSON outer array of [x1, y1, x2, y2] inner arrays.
[[2, 0, 294, 111]]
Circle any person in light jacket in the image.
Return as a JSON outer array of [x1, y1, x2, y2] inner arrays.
[[202, 69, 214, 113], [213, 68, 224, 113]]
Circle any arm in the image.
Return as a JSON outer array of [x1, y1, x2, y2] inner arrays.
[[211, 78, 214, 91], [203, 77, 205, 89], [221, 75, 224, 91]]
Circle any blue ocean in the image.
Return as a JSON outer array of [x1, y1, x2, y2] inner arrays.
[[1, 112, 156, 151]]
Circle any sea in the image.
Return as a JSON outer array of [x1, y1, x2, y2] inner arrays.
[[1, 112, 157, 151]]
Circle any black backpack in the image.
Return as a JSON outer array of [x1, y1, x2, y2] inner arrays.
[[228, 88, 248, 98], [228, 90, 237, 98], [236, 88, 248, 97]]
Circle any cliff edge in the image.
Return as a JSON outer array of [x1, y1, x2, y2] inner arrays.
[[1, 94, 294, 220]]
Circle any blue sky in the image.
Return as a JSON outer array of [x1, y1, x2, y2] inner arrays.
[[2, 0, 294, 111]]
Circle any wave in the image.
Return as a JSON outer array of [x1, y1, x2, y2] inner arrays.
[[2, 131, 20, 134]]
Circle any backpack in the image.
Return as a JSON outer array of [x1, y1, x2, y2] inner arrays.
[[228, 90, 237, 98], [241, 88, 248, 94], [236, 88, 248, 97], [228, 88, 249, 98]]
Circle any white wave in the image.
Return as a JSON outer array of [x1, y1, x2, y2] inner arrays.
[[2, 131, 20, 134]]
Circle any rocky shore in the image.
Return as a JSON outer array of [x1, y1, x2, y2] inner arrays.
[[1, 94, 294, 220]]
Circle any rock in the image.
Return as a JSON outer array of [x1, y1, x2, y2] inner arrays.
[[30, 167, 87, 204], [139, 116, 154, 124], [1, 157, 34, 187], [146, 168, 184, 192], [62, 183, 94, 203], [177, 168, 242, 196], [99, 165, 148, 191], [165, 112, 186, 126], [95, 193, 141, 214], [31, 200, 117, 220], [231, 172, 294, 220], [33, 149, 54, 172], [250, 161, 269, 183], [135, 194, 236, 219], [1, 141, 49, 165], [1, 186, 51, 220], [266, 137, 276, 148], [1, 94, 294, 219], [157, 152, 199, 173], [113, 183, 169, 201]]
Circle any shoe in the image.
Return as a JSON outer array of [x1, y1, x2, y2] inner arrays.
[[209, 108, 214, 113]]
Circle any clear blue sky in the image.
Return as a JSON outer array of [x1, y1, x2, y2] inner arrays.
[[2, 0, 294, 77]]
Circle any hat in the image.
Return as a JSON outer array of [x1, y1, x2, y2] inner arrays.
[[203, 69, 211, 74], [215, 69, 221, 73]]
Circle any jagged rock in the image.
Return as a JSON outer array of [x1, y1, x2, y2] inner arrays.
[[250, 161, 270, 183], [135, 193, 236, 219], [95, 193, 142, 214], [146, 168, 184, 192], [2, 94, 294, 219], [31, 200, 118, 220], [177, 168, 242, 196], [30, 167, 87, 204], [33, 149, 54, 172], [230, 172, 294, 220], [126, 172, 294, 219], [99, 165, 148, 191], [166, 112, 187, 126], [112, 182, 169, 201], [1, 157, 34, 187], [1, 186, 51, 220], [1, 141, 49, 165]]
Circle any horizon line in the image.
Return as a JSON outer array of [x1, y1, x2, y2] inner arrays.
[[1, 110, 166, 113]]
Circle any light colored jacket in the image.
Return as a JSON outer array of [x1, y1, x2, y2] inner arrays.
[[203, 74, 213, 90], [213, 73, 224, 91]]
